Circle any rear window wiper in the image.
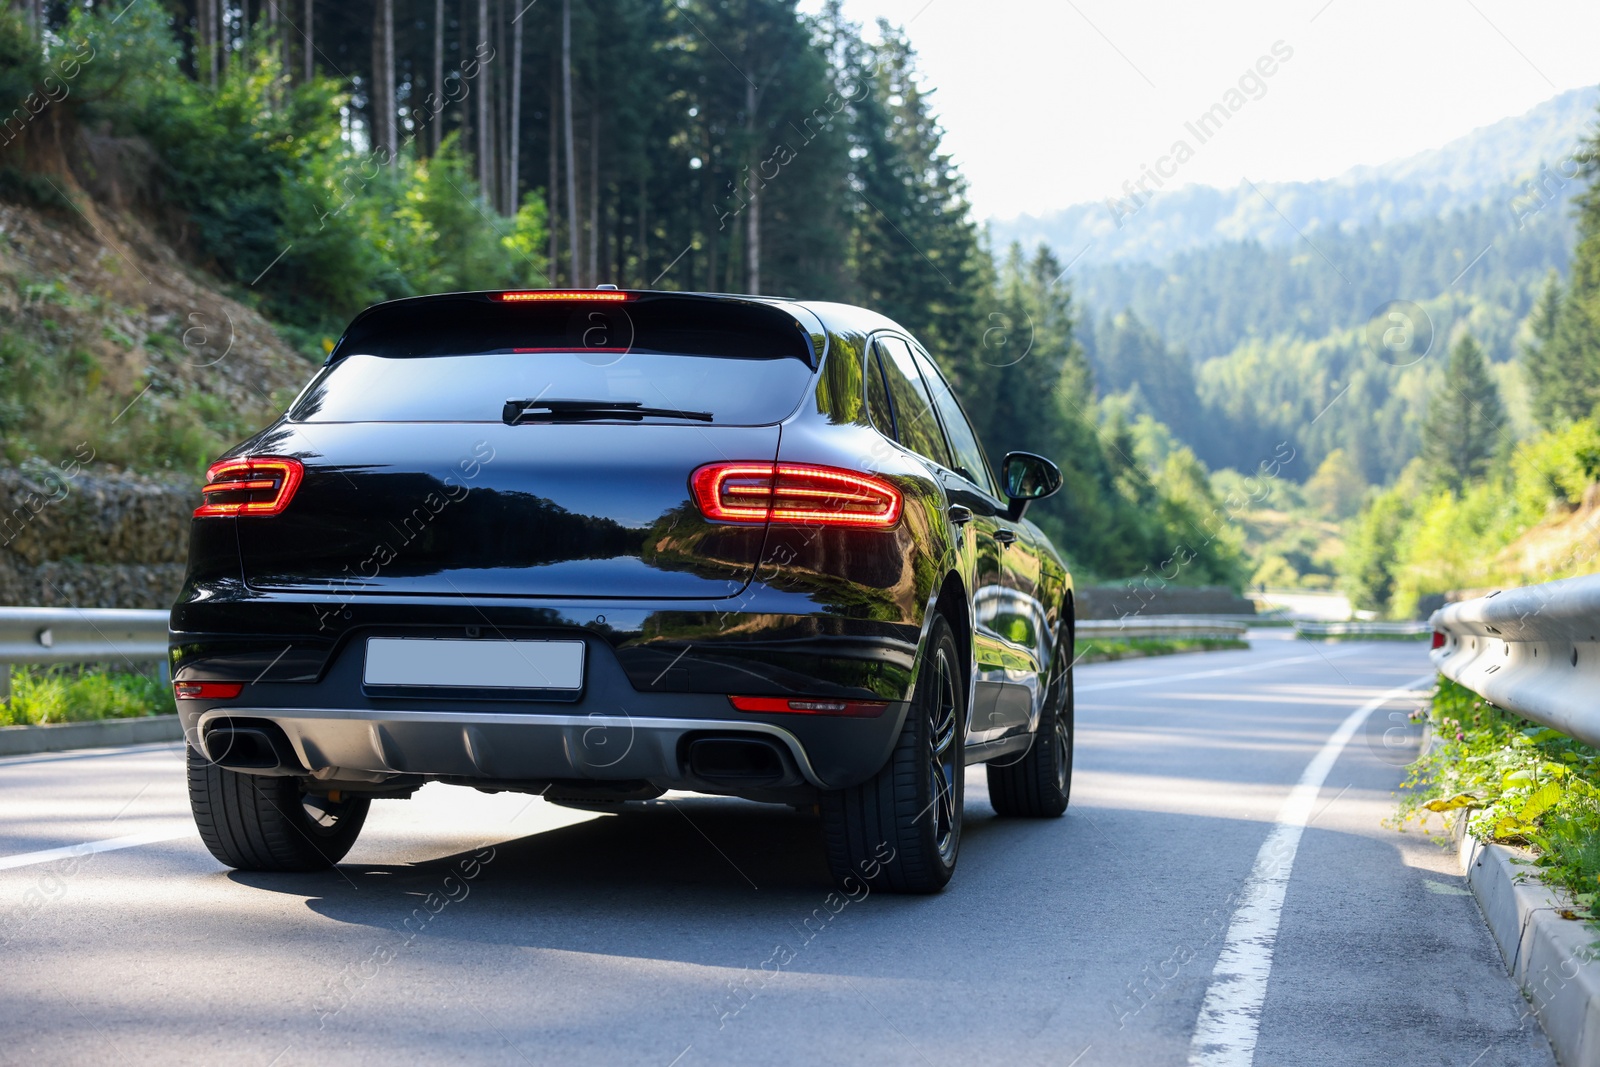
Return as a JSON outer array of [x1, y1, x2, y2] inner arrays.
[[503, 398, 713, 424]]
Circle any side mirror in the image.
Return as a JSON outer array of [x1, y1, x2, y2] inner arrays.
[[1000, 451, 1062, 521]]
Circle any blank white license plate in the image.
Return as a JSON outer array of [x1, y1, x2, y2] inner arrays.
[[363, 638, 585, 690]]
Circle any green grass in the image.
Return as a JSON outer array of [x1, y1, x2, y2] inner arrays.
[[1398, 676, 1600, 916], [1074, 637, 1248, 664], [1, 664, 175, 725]]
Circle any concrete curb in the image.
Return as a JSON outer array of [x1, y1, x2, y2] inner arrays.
[[0, 714, 182, 756], [1456, 816, 1600, 1066]]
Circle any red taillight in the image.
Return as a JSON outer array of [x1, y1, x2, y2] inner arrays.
[[195, 457, 303, 518], [729, 695, 889, 717], [1432, 631, 1446, 650], [174, 681, 243, 700], [496, 290, 629, 302], [690, 462, 902, 528]]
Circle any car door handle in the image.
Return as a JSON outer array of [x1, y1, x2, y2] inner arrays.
[[994, 528, 1017, 546], [948, 504, 973, 526]]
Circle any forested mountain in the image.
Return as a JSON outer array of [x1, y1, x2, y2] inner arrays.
[[0, 1, 1245, 590], [1005, 83, 1600, 594], [1075, 202, 1572, 365], [1320, 101, 1600, 616], [1070, 208, 1566, 486], [991, 86, 1599, 266], [1057, 93, 1591, 487]]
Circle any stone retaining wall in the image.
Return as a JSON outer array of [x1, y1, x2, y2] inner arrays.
[[0, 465, 194, 609]]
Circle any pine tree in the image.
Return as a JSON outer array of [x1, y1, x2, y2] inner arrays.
[[1521, 270, 1565, 428], [1534, 110, 1600, 425], [845, 23, 985, 385], [1420, 335, 1507, 493], [1342, 483, 1413, 616]]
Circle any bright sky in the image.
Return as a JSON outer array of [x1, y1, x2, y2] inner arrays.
[[804, 0, 1600, 220]]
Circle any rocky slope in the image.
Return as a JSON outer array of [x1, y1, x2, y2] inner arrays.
[[0, 178, 317, 608]]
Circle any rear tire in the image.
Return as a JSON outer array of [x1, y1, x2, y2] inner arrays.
[[187, 746, 369, 871], [820, 614, 965, 894], [986, 626, 1073, 818]]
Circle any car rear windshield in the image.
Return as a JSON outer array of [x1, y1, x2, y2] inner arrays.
[[291, 295, 816, 426]]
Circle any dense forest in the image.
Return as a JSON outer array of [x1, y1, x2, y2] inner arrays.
[[1338, 113, 1600, 617], [985, 85, 1600, 605], [1068, 201, 1573, 485], [0, 0, 1246, 589]]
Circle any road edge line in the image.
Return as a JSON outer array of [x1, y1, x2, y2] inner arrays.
[[0, 826, 195, 872], [1186, 674, 1435, 1066]]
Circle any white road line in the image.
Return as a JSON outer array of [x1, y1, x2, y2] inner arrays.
[[1076, 648, 1363, 692], [1186, 674, 1434, 1066], [0, 741, 183, 768], [0, 827, 194, 872]]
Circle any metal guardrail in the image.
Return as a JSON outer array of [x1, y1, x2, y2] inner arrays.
[[0, 607, 169, 702], [1077, 616, 1250, 641], [1430, 575, 1600, 748], [1295, 620, 1431, 638], [0, 607, 169, 665]]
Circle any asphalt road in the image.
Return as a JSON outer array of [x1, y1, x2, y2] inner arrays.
[[0, 632, 1556, 1066]]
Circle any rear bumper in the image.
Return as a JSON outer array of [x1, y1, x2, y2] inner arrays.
[[170, 585, 920, 701], [186, 706, 832, 791], [170, 589, 918, 795]]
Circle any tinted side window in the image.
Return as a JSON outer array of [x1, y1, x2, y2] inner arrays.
[[864, 346, 896, 439], [914, 349, 998, 496], [876, 338, 952, 468]]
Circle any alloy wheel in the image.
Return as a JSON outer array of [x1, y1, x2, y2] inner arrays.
[[927, 647, 960, 861]]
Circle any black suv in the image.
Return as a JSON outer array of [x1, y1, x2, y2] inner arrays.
[[172, 289, 1072, 893]]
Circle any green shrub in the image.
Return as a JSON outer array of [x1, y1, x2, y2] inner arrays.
[[1399, 677, 1600, 915], [2, 664, 174, 725], [1513, 418, 1600, 514], [1340, 419, 1600, 617], [111, 36, 548, 341]]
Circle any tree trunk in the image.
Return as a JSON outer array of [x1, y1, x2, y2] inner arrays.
[[744, 79, 760, 294], [476, 0, 492, 196], [302, 0, 314, 81], [218, 0, 228, 78], [198, 0, 209, 85], [561, 0, 579, 285], [588, 107, 599, 286], [431, 0, 444, 154], [493, 0, 508, 211], [265, 1, 283, 79], [507, 8, 522, 216], [383, 0, 396, 157], [203, 0, 216, 83], [706, 191, 717, 292], [373, 0, 396, 158], [637, 175, 647, 287], [548, 63, 561, 284]]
